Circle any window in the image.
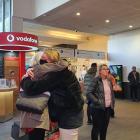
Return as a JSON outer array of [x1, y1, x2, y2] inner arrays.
[[4, 0, 11, 31], [0, 0, 11, 32], [0, 0, 3, 31]]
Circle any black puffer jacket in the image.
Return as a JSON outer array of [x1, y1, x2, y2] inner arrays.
[[128, 71, 139, 86], [21, 68, 84, 129], [86, 76, 115, 110]]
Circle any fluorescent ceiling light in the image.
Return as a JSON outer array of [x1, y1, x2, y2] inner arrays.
[[105, 19, 110, 23], [76, 12, 80, 16], [47, 30, 83, 40], [129, 25, 133, 28]]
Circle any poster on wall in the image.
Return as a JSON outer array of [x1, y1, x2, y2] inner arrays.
[[109, 65, 123, 93]]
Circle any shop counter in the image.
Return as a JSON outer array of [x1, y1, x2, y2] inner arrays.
[[0, 88, 14, 122]]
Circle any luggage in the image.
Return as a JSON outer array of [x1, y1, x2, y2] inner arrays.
[[11, 121, 29, 140]]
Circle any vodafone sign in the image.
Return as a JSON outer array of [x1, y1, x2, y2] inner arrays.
[[0, 32, 38, 51]]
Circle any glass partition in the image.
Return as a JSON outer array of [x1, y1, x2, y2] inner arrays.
[[0, 0, 3, 31], [0, 0, 11, 32], [4, 0, 11, 31]]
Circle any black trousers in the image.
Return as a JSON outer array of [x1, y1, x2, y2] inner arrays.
[[87, 104, 92, 122], [91, 107, 111, 140], [130, 85, 138, 101], [28, 128, 45, 140], [110, 108, 115, 118]]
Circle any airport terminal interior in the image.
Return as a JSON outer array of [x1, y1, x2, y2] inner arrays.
[[1, 0, 140, 140]]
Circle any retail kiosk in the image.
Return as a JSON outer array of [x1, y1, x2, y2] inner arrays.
[[0, 32, 38, 122]]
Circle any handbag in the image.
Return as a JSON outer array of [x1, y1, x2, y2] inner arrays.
[[16, 91, 49, 114], [11, 121, 29, 140]]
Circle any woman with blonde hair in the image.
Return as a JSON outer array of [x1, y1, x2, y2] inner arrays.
[[19, 49, 70, 140], [21, 48, 84, 140]]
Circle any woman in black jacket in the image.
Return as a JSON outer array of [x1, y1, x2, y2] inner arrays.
[[21, 49, 84, 140], [86, 64, 115, 140]]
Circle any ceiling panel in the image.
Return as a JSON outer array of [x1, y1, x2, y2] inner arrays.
[[26, 0, 140, 35]]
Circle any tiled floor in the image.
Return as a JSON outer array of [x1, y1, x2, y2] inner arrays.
[[0, 99, 140, 140], [0, 115, 19, 140]]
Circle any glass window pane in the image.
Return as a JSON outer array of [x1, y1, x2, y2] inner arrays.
[[0, 0, 3, 31], [4, 0, 11, 31]]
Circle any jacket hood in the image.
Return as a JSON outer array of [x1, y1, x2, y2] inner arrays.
[[87, 67, 97, 75], [33, 59, 69, 80]]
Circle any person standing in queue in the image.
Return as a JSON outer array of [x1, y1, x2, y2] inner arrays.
[[84, 63, 97, 124], [108, 70, 117, 118], [20, 48, 84, 140], [128, 66, 139, 101], [86, 64, 115, 140]]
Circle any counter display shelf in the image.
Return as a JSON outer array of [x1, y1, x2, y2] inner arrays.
[[0, 88, 14, 122]]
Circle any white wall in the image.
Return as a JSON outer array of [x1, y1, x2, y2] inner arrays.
[[108, 29, 140, 82], [13, 0, 70, 19], [12, 17, 23, 32], [34, 0, 70, 17], [13, 0, 34, 19], [76, 35, 108, 80], [78, 35, 108, 64], [78, 35, 108, 52]]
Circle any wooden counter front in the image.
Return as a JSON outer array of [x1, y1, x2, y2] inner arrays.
[[0, 88, 14, 122]]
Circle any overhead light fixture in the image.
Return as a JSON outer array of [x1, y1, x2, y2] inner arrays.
[[129, 25, 133, 28], [47, 30, 82, 40], [105, 19, 110, 23], [76, 12, 80, 16]]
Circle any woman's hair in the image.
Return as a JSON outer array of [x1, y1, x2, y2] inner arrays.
[[30, 51, 43, 66], [43, 48, 60, 63], [99, 64, 108, 71]]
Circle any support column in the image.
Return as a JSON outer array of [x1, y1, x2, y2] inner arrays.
[[19, 52, 25, 80]]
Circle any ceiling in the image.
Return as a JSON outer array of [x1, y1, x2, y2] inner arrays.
[[29, 0, 140, 35]]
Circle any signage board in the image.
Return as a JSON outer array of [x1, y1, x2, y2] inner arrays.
[[56, 48, 75, 58], [76, 50, 105, 59], [0, 32, 38, 51]]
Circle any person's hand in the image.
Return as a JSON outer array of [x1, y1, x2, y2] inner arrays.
[[26, 68, 34, 79], [113, 84, 122, 91], [22, 73, 29, 79]]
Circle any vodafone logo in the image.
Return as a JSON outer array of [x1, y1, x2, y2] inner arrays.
[[0, 32, 38, 51], [7, 34, 15, 42], [16, 36, 38, 43], [6, 34, 38, 44]]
